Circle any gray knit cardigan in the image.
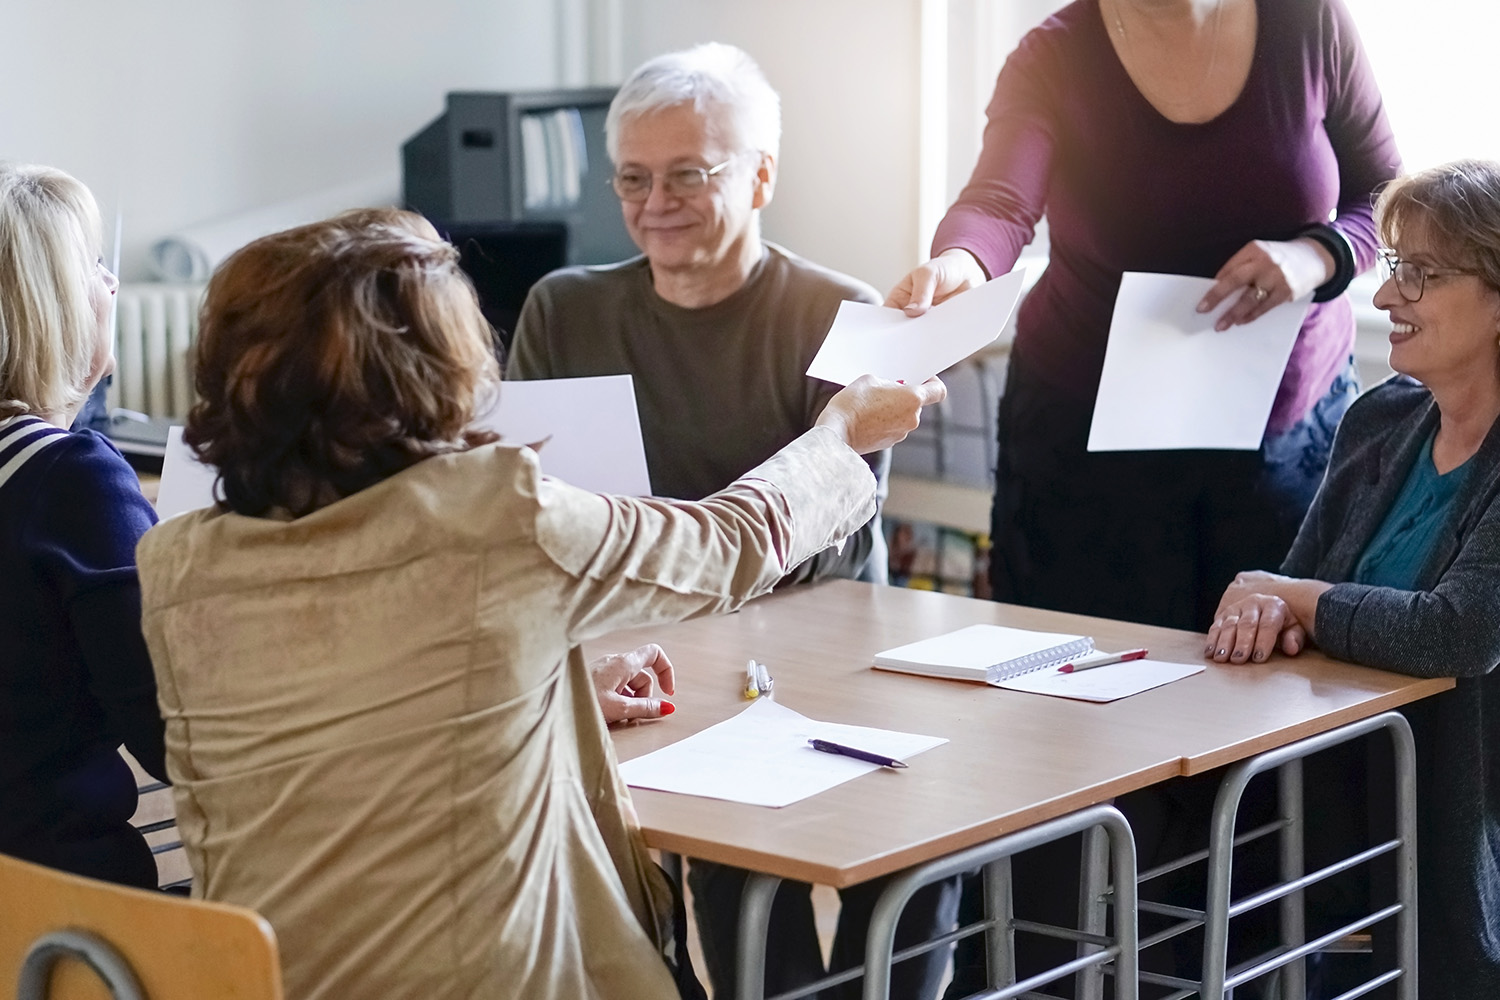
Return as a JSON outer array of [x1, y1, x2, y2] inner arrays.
[[1284, 374, 1500, 997]]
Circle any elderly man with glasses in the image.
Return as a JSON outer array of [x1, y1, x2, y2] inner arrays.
[[506, 42, 887, 590], [505, 42, 958, 1000]]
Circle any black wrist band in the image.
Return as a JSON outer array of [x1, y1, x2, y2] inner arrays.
[[1296, 223, 1357, 303]]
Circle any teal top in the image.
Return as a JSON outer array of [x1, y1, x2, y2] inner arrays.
[[1354, 432, 1472, 589]]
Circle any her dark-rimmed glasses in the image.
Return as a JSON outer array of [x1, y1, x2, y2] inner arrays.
[[1378, 248, 1480, 302], [611, 158, 734, 202]]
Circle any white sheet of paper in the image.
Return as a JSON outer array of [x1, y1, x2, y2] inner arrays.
[[805, 269, 1027, 386], [473, 375, 652, 496], [155, 426, 220, 520], [998, 658, 1205, 703], [619, 698, 947, 808], [1087, 272, 1312, 452], [153, 375, 654, 519]]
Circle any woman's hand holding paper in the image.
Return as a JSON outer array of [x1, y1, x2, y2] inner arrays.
[[815, 374, 947, 454], [884, 248, 988, 317], [1196, 237, 1335, 331]]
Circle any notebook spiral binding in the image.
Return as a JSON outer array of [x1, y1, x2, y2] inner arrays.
[[985, 637, 1096, 685]]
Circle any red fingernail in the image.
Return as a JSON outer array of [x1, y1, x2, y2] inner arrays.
[[660, 701, 675, 716]]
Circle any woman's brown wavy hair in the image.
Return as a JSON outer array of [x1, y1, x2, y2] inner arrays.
[[1376, 158, 1500, 295], [186, 208, 499, 517]]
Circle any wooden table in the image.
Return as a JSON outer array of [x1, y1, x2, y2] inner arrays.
[[598, 580, 1451, 890]]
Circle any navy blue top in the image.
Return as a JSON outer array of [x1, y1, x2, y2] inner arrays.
[[1354, 432, 1473, 589], [0, 415, 166, 888]]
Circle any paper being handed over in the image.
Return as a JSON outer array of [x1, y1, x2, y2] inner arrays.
[[619, 698, 946, 808], [806, 269, 1026, 386], [1087, 272, 1312, 452]]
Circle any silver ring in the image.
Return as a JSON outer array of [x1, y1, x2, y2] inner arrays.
[[1250, 285, 1269, 302], [1223, 615, 1240, 624]]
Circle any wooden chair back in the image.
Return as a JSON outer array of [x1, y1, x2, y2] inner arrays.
[[0, 852, 283, 1000]]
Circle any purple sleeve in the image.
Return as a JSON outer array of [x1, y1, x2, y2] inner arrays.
[[1317, 0, 1401, 271], [929, 30, 1059, 279]]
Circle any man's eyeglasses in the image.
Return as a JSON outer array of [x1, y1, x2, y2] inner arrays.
[[611, 158, 735, 202], [1378, 248, 1480, 302]]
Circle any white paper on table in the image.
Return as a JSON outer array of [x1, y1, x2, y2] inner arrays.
[[155, 426, 220, 520], [997, 658, 1204, 703], [1087, 272, 1312, 452], [619, 698, 947, 808], [475, 375, 651, 496], [805, 269, 1027, 386]]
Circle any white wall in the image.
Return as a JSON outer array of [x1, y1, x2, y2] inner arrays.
[[1, 0, 565, 279], [0, 0, 1071, 289], [617, 0, 924, 296], [944, 0, 1067, 201]]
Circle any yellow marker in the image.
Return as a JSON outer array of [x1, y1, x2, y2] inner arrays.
[[743, 659, 761, 700]]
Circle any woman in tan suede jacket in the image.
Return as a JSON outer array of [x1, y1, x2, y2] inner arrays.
[[135, 208, 942, 1000]]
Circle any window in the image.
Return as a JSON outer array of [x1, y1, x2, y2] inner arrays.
[[1347, 0, 1500, 170]]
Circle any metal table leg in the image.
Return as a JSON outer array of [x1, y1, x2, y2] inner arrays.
[[736, 872, 784, 1000], [1077, 825, 1111, 1000], [1199, 711, 1418, 999], [986, 856, 1017, 991], [660, 850, 683, 887], [1277, 759, 1306, 1000], [861, 803, 1139, 1000]]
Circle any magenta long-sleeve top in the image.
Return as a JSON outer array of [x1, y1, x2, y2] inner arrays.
[[933, 0, 1400, 434]]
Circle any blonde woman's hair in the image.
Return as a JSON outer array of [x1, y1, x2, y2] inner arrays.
[[0, 163, 104, 419]]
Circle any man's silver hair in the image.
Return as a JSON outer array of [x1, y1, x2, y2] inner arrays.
[[605, 43, 781, 163]]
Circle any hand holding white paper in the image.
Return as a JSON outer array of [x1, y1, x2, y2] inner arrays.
[[1087, 272, 1312, 452], [806, 269, 1026, 386]]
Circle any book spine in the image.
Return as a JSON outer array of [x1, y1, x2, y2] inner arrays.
[[986, 637, 1095, 684]]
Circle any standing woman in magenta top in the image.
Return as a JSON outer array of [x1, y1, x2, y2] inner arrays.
[[888, 0, 1401, 630]]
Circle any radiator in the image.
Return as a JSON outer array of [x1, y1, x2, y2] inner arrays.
[[109, 283, 205, 421]]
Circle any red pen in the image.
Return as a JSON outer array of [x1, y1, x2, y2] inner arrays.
[[1058, 648, 1148, 674]]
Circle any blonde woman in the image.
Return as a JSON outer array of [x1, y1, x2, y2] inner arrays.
[[0, 163, 167, 888]]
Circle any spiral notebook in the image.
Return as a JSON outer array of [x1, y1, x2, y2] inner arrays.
[[872, 624, 1094, 686]]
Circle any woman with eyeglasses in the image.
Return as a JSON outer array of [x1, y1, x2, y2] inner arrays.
[[133, 208, 943, 1000], [1207, 159, 1500, 997], [0, 163, 168, 889]]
